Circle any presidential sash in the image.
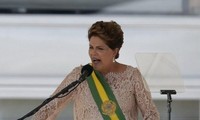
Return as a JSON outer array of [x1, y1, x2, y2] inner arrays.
[[87, 69, 126, 120]]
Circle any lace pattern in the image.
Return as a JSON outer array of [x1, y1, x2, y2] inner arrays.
[[32, 65, 160, 120], [32, 66, 81, 120]]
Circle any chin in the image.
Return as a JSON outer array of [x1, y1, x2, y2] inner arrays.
[[93, 66, 99, 71], [93, 66, 101, 72]]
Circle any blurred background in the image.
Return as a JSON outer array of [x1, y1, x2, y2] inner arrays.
[[0, 0, 200, 119]]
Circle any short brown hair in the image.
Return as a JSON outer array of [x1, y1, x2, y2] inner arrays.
[[88, 21, 124, 59]]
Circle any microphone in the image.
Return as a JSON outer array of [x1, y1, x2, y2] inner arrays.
[[79, 64, 93, 82]]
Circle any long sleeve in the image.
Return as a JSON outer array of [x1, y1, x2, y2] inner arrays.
[[31, 66, 81, 120], [134, 69, 160, 120]]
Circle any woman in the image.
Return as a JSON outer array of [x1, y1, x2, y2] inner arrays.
[[32, 21, 160, 120]]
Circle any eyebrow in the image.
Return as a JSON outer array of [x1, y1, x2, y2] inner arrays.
[[89, 44, 109, 48]]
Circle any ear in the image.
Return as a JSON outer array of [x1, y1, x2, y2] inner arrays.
[[113, 48, 119, 57]]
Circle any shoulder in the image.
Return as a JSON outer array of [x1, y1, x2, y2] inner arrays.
[[124, 65, 144, 81], [116, 63, 141, 76], [71, 65, 82, 73], [70, 63, 91, 73], [64, 64, 88, 80], [125, 64, 141, 74]]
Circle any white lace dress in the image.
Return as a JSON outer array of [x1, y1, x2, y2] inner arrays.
[[32, 65, 160, 120]]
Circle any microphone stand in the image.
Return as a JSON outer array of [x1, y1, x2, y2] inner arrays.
[[18, 80, 81, 120], [160, 90, 176, 120]]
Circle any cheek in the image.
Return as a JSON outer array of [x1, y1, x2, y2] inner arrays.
[[88, 49, 93, 57], [88, 50, 90, 56], [102, 53, 114, 61]]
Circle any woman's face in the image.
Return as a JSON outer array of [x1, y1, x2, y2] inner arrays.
[[89, 36, 118, 74]]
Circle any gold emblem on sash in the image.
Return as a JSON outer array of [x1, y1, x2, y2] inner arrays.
[[101, 100, 116, 116]]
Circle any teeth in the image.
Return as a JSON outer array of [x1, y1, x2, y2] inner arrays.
[[92, 58, 99, 61], [92, 58, 100, 63]]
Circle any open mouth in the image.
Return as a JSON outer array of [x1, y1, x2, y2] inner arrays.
[[92, 58, 101, 64]]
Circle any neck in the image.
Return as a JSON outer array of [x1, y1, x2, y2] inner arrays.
[[100, 62, 119, 75]]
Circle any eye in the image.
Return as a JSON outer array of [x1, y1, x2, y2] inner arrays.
[[89, 46, 93, 49], [97, 47, 104, 50]]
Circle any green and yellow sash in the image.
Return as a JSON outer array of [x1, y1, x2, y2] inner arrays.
[[87, 69, 126, 120]]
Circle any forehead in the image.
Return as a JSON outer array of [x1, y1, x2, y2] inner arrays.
[[89, 36, 107, 46]]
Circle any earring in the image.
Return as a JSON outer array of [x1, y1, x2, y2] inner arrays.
[[113, 57, 116, 62]]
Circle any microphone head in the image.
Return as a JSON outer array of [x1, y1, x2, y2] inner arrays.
[[81, 64, 93, 77]]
